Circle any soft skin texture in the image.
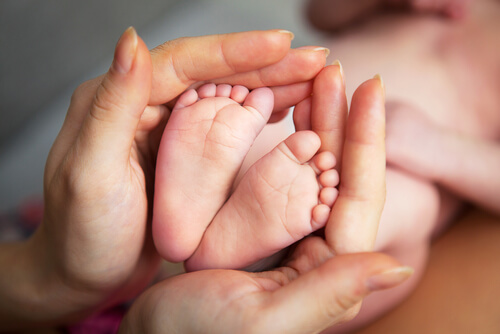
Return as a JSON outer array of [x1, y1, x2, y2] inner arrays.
[[385, 102, 500, 215], [119, 253, 410, 334], [119, 67, 410, 333], [0, 28, 328, 331], [305, 0, 500, 332]]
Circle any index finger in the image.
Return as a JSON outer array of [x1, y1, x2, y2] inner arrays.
[[149, 30, 326, 105], [325, 76, 386, 254]]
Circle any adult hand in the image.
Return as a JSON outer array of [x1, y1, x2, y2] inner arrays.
[[120, 254, 410, 334], [119, 66, 412, 333], [2, 27, 327, 329]]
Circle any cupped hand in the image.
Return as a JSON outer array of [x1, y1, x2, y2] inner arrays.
[[119, 65, 412, 334], [29, 27, 327, 323], [120, 252, 410, 334]]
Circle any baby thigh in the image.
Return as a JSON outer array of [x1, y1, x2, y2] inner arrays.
[[325, 167, 441, 333]]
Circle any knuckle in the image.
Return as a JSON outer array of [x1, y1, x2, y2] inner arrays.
[[152, 37, 193, 85], [90, 82, 124, 123], [71, 77, 101, 106]]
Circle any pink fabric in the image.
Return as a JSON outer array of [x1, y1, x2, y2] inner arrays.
[[65, 307, 126, 334]]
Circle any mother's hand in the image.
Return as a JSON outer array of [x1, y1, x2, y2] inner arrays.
[[15, 28, 326, 328], [119, 66, 412, 334]]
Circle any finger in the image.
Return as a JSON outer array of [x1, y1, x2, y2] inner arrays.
[[261, 253, 412, 334], [293, 97, 312, 131], [268, 109, 291, 123], [325, 76, 386, 253], [77, 27, 152, 165], [310, 62, 348, 165], [213, 48, 327, 90], [271, 80, 314, 114], [149, 30, 326, 104]]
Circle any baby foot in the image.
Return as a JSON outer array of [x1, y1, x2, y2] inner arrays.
[[185, 130, 339, 271], [153, 83, 274, 262]]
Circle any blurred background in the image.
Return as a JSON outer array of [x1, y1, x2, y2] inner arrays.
[[0, 0, 323, 212]]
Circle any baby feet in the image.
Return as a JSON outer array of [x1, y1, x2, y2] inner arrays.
[[153, 83, 274, 262], [186, 130, 339, 271], [153, 83, 339, 270]]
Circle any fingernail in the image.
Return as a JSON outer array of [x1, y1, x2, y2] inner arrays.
[[366, 266, 414, 292], [373, 73, 385, 95], [313, 47, 330, 58], [277, 29, 295, 41], [113, 26, 138, 74], [331, 59, 345, 86], [296, 46, 330, 58]]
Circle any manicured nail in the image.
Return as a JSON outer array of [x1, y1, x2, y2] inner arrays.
[[373, 73, 385, 95], [113, 26, 138, 74], [331, 59, 345, 86], [366, 266, 414, 292], [277, 29, 295, 40]]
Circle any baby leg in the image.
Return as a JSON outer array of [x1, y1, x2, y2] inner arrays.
[[186, 130, 339, 271], [153, 83, 274, 262]]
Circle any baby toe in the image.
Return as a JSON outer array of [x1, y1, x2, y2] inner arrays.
[[319, 169, 340, 188], [173, 88, 199, 110], [230, 85, 250, 103], [319, 187, 339, 207], [312, 204, 331, 230], [312, 151, 337, 172], [198, 83, 217, 98], [216, 84, 232, 97]]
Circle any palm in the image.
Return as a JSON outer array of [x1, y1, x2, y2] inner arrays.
[[135, 235, 393, 334]]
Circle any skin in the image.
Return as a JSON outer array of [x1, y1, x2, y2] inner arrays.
[[119, 65, 406, 333], [0, 27, 411, 333], [385, 103, 500, 215], [305, 0, 500, 332], [0, 28, 329, 331]]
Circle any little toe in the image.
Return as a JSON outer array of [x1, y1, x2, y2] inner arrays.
[[243, 87, 274, 120], [312, 204, 331, 230], [198, 83, 217, 98], [320, 187, 339, 207], [230, 85, 250, 104], [174, 88, 199, 110], [319, 169, 340, 188], [216, 84, 232, 97]]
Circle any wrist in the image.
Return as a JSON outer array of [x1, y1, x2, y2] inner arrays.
[[0, 232, 55, 330], [0, 224, 97, 330]]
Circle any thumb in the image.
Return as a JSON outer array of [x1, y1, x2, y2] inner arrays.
[[264, 253, 413, 334], [77, 27, 152, 164]]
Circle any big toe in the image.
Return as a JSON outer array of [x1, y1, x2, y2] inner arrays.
[[279, 131, 321, 164], [243, 87, 275, 120]]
